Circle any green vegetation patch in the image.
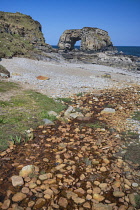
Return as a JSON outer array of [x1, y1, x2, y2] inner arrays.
[[0, 80, 19, 92], [132, 111, 140, 121], [0, 81, 66, 151]]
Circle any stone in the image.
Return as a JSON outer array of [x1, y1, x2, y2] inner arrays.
[[58, 27, 113, 51], [44, 188, 53, 197], [80, 174, 85, 180], [36, 76, 50, 80], [128, 193, 136, 206], [74, 188, 85, 196], [132, 183, 138, 187], [100, 166, 107, 172], [118, 205, 128, 210], [92, 187, 101, 194], [44, 194, 51, 199], [28, 201, 35, 207], [29, 183, 37, 189], [39, 173, 52, 180], [34, 198, 46, 209], [113, 191, 125, 197], [19, 165, 35, 178], [83, 202, 91, 209], [93, 193, 105, 201], [1, 199, 10, 209], [101, 108, 115, 114], [66, 191, 78, 199], [21, 187, 29, 194], [12, 192, 27, 202], [86, 194, 92, 200], [42, 119, 55, 125], [0, 65, 10, 78], [58, 197, 68, 208], [55, 164, 65, 171], [11, 176, 24, 187], [72, 197, 85, 204], [92, 203, 112, 210], [112, 181, 121, 188], [47, 111, 58, 117], [99, 183, 108, 191]]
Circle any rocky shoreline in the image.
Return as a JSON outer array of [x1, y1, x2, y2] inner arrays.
[[1, 57, 140, 98]]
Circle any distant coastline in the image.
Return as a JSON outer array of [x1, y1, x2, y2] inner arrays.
[[52, 45, 140, 57]]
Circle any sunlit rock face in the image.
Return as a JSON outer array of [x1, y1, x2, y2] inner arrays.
[[58, 27, 113, 51]]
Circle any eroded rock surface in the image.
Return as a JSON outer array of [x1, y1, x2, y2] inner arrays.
[[58, 27, 113, 51]]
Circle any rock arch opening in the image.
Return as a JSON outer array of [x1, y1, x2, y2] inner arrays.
[[74, 40, 81, 49]]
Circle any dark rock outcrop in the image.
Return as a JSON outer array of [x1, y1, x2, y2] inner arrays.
[[58, 27, 113, 51], [0, 64, 10, 77], [0, 11, 53, 58]]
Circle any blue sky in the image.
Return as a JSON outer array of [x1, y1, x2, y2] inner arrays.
[[1, 0, 140, 46]]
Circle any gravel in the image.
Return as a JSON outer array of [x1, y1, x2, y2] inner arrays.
[[1, 57, 140, 97]]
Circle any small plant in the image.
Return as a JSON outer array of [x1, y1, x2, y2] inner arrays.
[[10, 135, 22, 144], [57, 97, 72, 104], [76, 92, 83, 97]]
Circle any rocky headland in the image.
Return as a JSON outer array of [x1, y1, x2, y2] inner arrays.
[[1, 12, 140, 210], [0, 11, 53, 59], [0, 11, 140, 72]]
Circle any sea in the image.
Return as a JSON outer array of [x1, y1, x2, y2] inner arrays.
[[52, 45, 140, 57]]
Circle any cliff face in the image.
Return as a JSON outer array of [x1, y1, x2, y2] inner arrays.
[[0, 11, 52, 58], [58, 27, 113, 51]]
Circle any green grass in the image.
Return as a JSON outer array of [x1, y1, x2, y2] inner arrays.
[[132, 111, 140, 121], [86, 122, 103, 128], [56, 97, 72, 104], [0, 81, 66, 151], [0, 81, 19, 92]]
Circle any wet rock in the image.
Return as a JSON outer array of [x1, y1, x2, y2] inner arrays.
[[100, 166, 107, 172], [80, 174, 85, 180], [112, 181, 121, 188], [44, 188, 53, 197], [113, 191, 125, 197], [55, 164, 65, 171], [29, 183, 37, 189], [12, 192, 27, 202], [28, 201, 35, 207], [93, 193, 105, 201], [92, 203, 112, 210], [74, 188, 85, 196], [101, 108, 115, 114], [128, 193, 136, 206], [34, 198, 46, 209], [21, 187, 29, 194], [72, 196, 85, 204], [1, 199, 10, 209], [99, 183, 108, 191], [58, 197, 68, 208], [92, 187, 101, 194], [83, 202, 91, 209], [19, 165, 35, 178], [39, 173, 52, 180], [11, 176, 24, 187]]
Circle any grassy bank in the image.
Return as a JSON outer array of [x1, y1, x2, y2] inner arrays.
[[0, 80, 66, 151]]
